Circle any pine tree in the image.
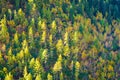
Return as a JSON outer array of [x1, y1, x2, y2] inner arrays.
[[60, 72, 63, 80], [22, 39, 28, 50], [4, 72, 13, 80], [23, 66, 28, 78], [25, 73, 32, 80], [0, 15, 9, 43], [56, 39, 63, 53], [41, 31, 46, 43], [49, 34, 53, 46], [24, 46, 31, 59], [34, 59, 44, 74], [14, 32, 19, 47], [51, 20, 57, 35], [38, 20, 42, 32], [16, 50, 24, 60], [41, 49, 48, 63], [35, 74, 42, 80], [73, 31, 78, 44], [28, 27, 35, 49], [41, 21, 47, 30], [53, 54, 62, 72], [47, 73, 53, 80], [64, 32, 69, 44], [8, 9, 12, 20], [75, 61, 80, 80], [53, 60, 62, 72], [17, 8, 25, 24], [29, 58, 35, 68], [63, 44, 70, 57], [0, 51, 4, 64]]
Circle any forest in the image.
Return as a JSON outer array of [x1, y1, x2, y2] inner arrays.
[[0, 0, 120, 80]]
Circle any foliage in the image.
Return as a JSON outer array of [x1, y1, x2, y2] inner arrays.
[[0, 0, 120, 80]]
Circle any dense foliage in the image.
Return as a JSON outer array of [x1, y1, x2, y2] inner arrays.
[[0, 0, 120, 80]]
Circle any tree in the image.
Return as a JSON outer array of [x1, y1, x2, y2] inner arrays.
[[64, 32, 69, 44], [34, 59, 44, 74], [47, 73, 53, 80], [73, 31, 79, 44], [28, 27, 35, 49], [13, 32, 19, 47], [0, 15, 9, 43], [25, 73, 32, 80], [53, 54, 62, 73], [49, 34, 53, 46], [51, 20, 57, 35], [41, 31, 46, 43], [56, 39, 63, 53], [35, 74, 42, 80], [63, 44, 70, 57], [60, 72, 63, 80], [23, 66, 28, 78], [75, 61, 80, 80], [29, 58, 35, 68], [41, 49, 48, 63], [5, 72, 13, 80]]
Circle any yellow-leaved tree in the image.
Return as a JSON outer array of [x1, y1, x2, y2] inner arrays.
[[25, 73, 32, 80], [56, 39, 63, 53], [47, 73, 53, 80], [75, 61, 80, 80], [5, 72, 13, 80], [34, 59, 44, 74], [35, 74, 42, 80]]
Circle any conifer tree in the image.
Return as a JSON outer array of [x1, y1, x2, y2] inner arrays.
[[47, 73, 53, 80], [23, 66, 28, 78], [8, 9, 12, 20], [60, 72, 63, 80], [35, 74, 42, 80], [49, 34, 53, 46], [41, 31, 46, 43], [53, 59, 62, 72], [41, 21, 47, 30], [5, 72, 13, 80], [29, 58, 35, 68], [75, 61, 80, 80], [28, 27, 35, 49], [0, 51, 4, 64], [0, 15, 9, 43], [38, 20, 42, 32], [73, 31, 78, 44], [25, 73, 32, 80], [34, 59, 44, 74], [16, 50, 24, 60], [13, 32, 19, 47], [64, 31, 69, 44], [63, 44, 70, 57], [51, 20, 57, 35], [53, 54, 62, 72], [41, 49, 48, 63], [56, 39, 63, 53]]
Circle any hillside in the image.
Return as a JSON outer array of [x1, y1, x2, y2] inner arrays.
[[0, 0, 120, 80]]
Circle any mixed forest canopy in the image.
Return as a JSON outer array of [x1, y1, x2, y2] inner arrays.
[[0, 0, 120, 80]]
